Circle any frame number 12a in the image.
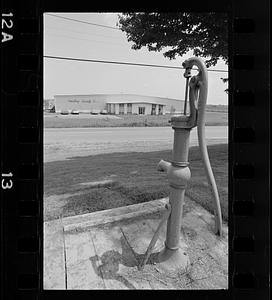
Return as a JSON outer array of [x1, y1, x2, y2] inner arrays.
[[2, 12, 13, 43]]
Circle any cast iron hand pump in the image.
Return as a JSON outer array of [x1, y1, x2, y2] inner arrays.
[[159, 57, 223, 235], [139, 57, 223, 271]]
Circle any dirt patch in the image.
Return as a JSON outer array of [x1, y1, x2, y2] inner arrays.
[[44, 144, 228, 222], [44, 192, 83, 221]]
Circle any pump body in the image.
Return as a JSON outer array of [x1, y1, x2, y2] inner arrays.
[[155, 57, 223, 270]]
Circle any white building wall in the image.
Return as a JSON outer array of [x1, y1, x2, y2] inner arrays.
[[144, 104, 152, 115], [107, 94, 183, 114], [54, 93, 183, 114], [54, 95, 107, 113], [130, 103, 152, 115], [132, 104, 138, 114], [155, 105, 159, 115], [115, 104, 119, 114]]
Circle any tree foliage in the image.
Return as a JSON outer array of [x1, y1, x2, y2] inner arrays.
[[220, 77, 229, 93], [117, 12, 228, 67]]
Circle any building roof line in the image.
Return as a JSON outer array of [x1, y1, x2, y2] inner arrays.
[[106, 101, 166, 105], [53, 93, 184, 101]]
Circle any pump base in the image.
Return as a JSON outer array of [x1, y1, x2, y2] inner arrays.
[[156, 246, 190, 272]]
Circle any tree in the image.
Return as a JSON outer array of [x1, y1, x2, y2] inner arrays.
[[117, 12, 228, 68], [220, 77, 229, 93]]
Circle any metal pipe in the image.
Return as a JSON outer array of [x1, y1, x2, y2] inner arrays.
[[183, 77, 189, 115], [183, 67, 192, 116], [157, 160, 171, 172], [138, 203, 171, 271], [157, 128, 191, 270]]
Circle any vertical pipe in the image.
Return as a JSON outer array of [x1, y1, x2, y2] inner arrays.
[[183, 77, 189, 115], [157, 127, 191, 270], [172, 129, 191, 162], [166, 128, 191, 249], [165, 188, 186, 249]]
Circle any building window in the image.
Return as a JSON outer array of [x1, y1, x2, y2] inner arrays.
[[158, 105, 163, 115], [138, 107, 145, 115], [159, 105, 163, 115], [119, 103, 124, 114], [151, 104, 156, 115], [127, 103, 132, 114], [108, 104, 115, 114]]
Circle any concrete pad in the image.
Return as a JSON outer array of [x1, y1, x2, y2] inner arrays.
[[43, 247, 66, 289], [43, 249, 66, 290], [65, 231, 106, 289], [120, 218, 165, 256], [92, 198, 227, 289], [65, 231, 95, 265], [43, 219, 66, 289], [90, 225, 152, 289], [67, 259, 106, 290], [44, 197, 228, 290], [178, 202, 228, 289], [182, 204, 228, 276], [44, 219, 64, 250]]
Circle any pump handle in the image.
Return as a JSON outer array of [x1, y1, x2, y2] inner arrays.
[[182, 57, 223, 236]]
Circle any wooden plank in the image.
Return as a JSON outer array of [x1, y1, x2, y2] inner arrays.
[[62, 198, 168, 232]]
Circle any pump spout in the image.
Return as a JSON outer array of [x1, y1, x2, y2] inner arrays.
[[157, 160, 171, 172]]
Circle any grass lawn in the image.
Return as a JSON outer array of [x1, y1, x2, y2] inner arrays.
[[44, 111, 228, 128], [44, 144, 228, 222]]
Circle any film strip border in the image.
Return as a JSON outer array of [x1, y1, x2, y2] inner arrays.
[[0, 2, 269, 300], [1, 1, 42, 299], [230, 2, 269, 298]]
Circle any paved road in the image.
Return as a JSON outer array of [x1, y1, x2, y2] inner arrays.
[[44, 126, 228, 162]]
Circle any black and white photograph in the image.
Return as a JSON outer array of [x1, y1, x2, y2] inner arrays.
[[43, 12, 229, 290]]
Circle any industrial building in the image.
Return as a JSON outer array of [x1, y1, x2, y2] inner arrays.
[[106, 100, 165, 115], [53, 94, 185, 115]]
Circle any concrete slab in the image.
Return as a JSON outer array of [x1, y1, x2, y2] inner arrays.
[[90, 225, 152, 289], [120, 217, 165, 257], [43, 248, 66, 289], [44, 197, 228, 290], [43, 219, 66, 289], [44, 219, 64, 250], [65, 231, 106, 289]]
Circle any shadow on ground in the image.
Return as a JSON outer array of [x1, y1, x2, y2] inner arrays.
[[44, 144, 228, 222], [89, 234, 159, 289]]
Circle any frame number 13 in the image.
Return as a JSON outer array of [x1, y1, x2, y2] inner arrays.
[[1, 172, 13, 190]]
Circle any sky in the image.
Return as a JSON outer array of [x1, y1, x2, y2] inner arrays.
[[43, 13, 228, 105]]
